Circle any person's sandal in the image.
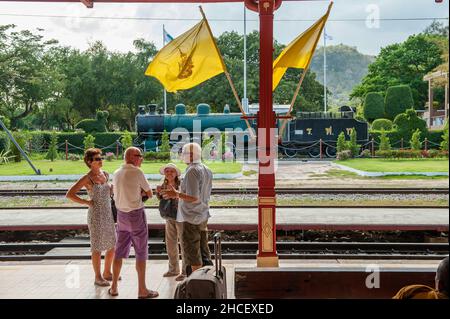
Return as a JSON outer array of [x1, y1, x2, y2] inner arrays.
[[175, 274, 186, 281], [104, 275, 122, 281], [138, 290, 159, 299], [163, 271, 179, 277], [94, 279, 110, 287], [108, 288, 119, 297]]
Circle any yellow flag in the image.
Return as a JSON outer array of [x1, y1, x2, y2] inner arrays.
[[273, 2, 333, 91], [145, 18, 226, 92]]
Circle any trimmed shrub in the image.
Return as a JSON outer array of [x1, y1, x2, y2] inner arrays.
[[336, 150, 352, 161], [105, 152, 115, 161], [410, 129, 422, 151], [28, 132, 46, 154], [372, 119, 393, 131], [393, 109, 427, 142], [144, 151, 170, 161], [379, 129, 391, 151], [336, 132, 348, 153], [46, 132, 58, 162], [347, 128, 360, 157], [83, 134, 95, 151], [385, 85, 414, 120], [160, 130, 170, 153], [363, 92, 385, 122], [75, 110, 109, 133]]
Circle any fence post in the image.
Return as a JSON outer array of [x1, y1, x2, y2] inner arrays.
[[319, 139, 323, 159], [371, 138, 375, 157], [116, 141, 119, 158], [400, 138, 404, 150], [65, 140, 68, 160], [424, 138, 428, 151]]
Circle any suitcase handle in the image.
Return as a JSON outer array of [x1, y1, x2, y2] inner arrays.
[[213, 232, 223, 278]]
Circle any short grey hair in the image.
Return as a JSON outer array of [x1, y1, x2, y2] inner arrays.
[[182, 142, 202, 163], [436, 256, 449, 294]]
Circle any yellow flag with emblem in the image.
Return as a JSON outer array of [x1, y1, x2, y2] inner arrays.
[[273, 2, 333, 91], [145, 18, 227, 92]]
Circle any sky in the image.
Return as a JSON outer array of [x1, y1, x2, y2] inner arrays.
[[0, 0, 448, 56]]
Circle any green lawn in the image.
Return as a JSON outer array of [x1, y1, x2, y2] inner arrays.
[[335, 158, 449, 173], [0, 160, 242, 176]]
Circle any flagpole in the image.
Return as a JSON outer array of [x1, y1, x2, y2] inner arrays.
[[198, 6, 255, 138], [278, 66, 310, 137], [163, 24, 167, 115], [242, 3, 248, 114], [324, 25, 327, 113]]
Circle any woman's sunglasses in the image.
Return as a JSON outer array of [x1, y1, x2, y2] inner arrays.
[[93, 157, 104, 162]]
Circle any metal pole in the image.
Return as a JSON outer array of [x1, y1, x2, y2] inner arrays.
[[323, 26, 327, 113], [242, 3, 248, 113], [0, 119, 40, 175], [163, 24, 167, 115]]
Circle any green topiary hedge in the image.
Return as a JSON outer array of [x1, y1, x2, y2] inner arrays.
[[385, 85, 414, 120], [371, 118, 393, 131], [363, 92, 385, 122], [26, 131, 138, 154]]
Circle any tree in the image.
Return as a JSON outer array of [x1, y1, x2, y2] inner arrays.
[[379, 129, 391, 151], [385, 85, 414, 120], [46, 132, 58, 161], [410, 129, 422, 151], [423, 21, 449, 38], [351, 34, 443, 109], [363, 92, 384, 122], [83, 134, 95, 151]]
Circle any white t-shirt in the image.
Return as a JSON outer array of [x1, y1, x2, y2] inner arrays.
[[113, 164, 151, 213]]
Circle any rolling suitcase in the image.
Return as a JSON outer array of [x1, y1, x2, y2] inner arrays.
[[174, 232, 227, 299]]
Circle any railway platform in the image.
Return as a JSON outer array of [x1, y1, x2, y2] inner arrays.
[[0, 207, 448, 232], [0, 259, 442, 299]]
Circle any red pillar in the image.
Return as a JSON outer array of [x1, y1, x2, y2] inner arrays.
[[246, 0, 281, 267]]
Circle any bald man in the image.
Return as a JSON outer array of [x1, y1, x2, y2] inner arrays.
[[393, 256, 449, 299], [110, 147, 158, 299]]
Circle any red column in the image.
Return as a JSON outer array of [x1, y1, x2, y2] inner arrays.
[[246, 0, 281, 267]]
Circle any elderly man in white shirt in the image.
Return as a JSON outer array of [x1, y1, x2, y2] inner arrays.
[[109, 147, 158, 299]]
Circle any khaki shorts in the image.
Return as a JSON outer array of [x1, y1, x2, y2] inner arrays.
[[181, 222, 202, 266]]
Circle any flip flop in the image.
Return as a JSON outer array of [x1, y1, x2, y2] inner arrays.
[[108, 288, 119, 297], [104, 276, 122, 281], [94, 280, 110, 287], [138, 290, 159, 299]]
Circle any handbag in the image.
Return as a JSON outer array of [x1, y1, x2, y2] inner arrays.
[[159, 198, 178, 220], [110, 196, 117, 223]]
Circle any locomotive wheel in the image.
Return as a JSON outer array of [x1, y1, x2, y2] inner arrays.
[[325, 145, 337, 158], [308, 146, 321, 158]]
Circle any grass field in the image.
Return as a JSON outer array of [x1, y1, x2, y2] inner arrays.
[[0, 160, 242, 176], [335, 158, 449, 173]]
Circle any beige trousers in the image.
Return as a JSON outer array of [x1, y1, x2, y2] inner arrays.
[[165, 219, 186, 275]]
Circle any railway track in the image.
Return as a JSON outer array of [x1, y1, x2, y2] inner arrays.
[[0, 187, 448, 196], [0, 241, 448, 261]]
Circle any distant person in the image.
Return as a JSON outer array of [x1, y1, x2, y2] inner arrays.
[[66, 148, 116, 287], [109, 147, 158, 299], [162, 142, 212, 275], [156, 163, 186, 281], [393, 256, 449, 299]]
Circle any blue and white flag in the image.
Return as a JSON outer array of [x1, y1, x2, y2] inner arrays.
[[163, 28, 174, 44]]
